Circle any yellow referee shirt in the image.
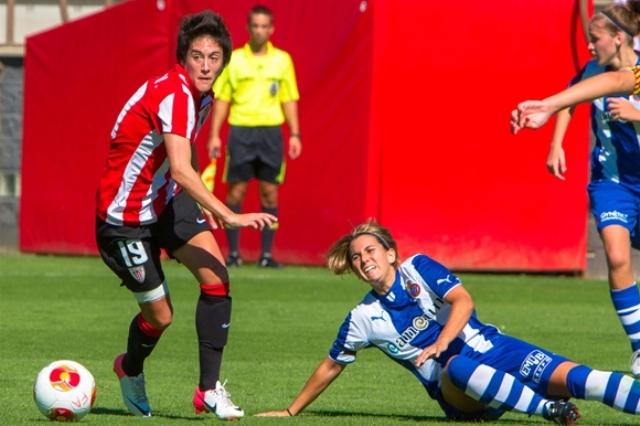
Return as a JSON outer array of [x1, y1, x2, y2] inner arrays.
[[213, 42, 299, 127]]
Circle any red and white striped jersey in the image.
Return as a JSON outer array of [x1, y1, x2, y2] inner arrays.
[[96, 65, 212, 226]]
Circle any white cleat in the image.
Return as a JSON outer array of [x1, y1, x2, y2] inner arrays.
[[193, 380, 244, 420], [630, 349, 640, 377], [113, 353, 152, 416]]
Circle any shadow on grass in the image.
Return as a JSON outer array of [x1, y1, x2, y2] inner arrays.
[[304, 409, 526, 423], [91, 406, 202, 421], [305, 409, 638, 425], [86, 406, 640, 425], [90, 407, 130, 417]]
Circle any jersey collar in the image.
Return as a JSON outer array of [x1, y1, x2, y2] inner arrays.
[[370, 270, 416, 309], [243, 41, 274, 56], [174, 63, 203, 103]]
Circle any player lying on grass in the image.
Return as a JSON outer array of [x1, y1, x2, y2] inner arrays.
[[256, 221, 640, 424]]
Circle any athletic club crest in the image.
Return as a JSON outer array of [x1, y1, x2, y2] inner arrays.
[[129, 266, 146, 283], [407, 282, 421, 298]]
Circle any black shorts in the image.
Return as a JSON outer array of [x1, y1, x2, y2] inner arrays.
[[224, 125, 285, 184], [96, 190, 210, 293]]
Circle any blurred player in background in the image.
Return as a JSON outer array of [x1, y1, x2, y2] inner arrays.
[[257, 221, 640, 424], [95, 10, 276, 420], [208, 4, 301, 268], [517, 1, 640, 376]]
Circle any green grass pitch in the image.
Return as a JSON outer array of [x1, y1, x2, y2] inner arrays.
[[0, 253, 636, 425]]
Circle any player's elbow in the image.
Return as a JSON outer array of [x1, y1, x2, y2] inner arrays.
[[169, 165, 193, 187]]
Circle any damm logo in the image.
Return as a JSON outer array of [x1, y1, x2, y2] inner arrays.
[[393, 315, 430, 351]]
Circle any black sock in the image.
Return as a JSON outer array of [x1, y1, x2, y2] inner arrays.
[[261, 206, 278, 257], [225, 204, 241, 255], [123, 314, 161, 376], [196, 294, 232, 390]]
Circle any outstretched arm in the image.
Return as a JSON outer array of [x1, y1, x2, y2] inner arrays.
[[511, 68, 638, 133], [165, 134, 276, 230], [255, 358, 346, 417]]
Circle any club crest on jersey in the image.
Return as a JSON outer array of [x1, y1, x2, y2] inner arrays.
[[129, 266, 146, 283], [269, 82, 279, 97], [407, 282, 421, 298], [519, 350, 552, 383]]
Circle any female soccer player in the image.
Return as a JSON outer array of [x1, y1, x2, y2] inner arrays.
[[95, 11, 276, 419], [516, 0, 640, 376], [257, 221, 640, 424]]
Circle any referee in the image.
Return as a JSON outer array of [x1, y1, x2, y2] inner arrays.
[[208, 4, 301, 268]]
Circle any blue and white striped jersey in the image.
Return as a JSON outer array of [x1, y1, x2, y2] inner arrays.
[[328, 254, 500, 398], [572, 60, 640, 186]]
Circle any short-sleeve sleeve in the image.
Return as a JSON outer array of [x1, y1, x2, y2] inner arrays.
[[569, 60, 604, 87], [278, 53, 299, 103], [411, 254, 461, 299], [328, 312, 370, 364], [628, 66, 640, 96], [213, 66, 232, 102], [158, 86, 195, 138]]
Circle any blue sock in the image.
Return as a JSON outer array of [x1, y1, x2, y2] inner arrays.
[[447, 356, 549, 415], [567, 365, 640, 414], [611, 283, 640, 351]]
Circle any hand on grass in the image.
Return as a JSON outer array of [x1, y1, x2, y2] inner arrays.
[[255, 410, 292, 417]]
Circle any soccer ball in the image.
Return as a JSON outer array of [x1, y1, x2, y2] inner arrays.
[[33, 360, 96, 421]]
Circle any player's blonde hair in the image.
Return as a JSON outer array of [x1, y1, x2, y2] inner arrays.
[[593, 0, 640, 42], [326, 220, 399, 275]]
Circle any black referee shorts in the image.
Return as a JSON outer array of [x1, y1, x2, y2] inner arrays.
[[225, 125, 285, 184]]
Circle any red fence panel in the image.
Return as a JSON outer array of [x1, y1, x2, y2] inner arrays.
[[371, 0, 592, 271], [21, 0, 170, 254], [21, 0, 591, 271]]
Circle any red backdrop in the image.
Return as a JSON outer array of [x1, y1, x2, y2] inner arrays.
[[21, 0, 592, 271], [370, 0, 592, 271]]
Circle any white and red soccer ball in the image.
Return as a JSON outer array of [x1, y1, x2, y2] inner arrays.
[[33, 360, 96, 421]]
